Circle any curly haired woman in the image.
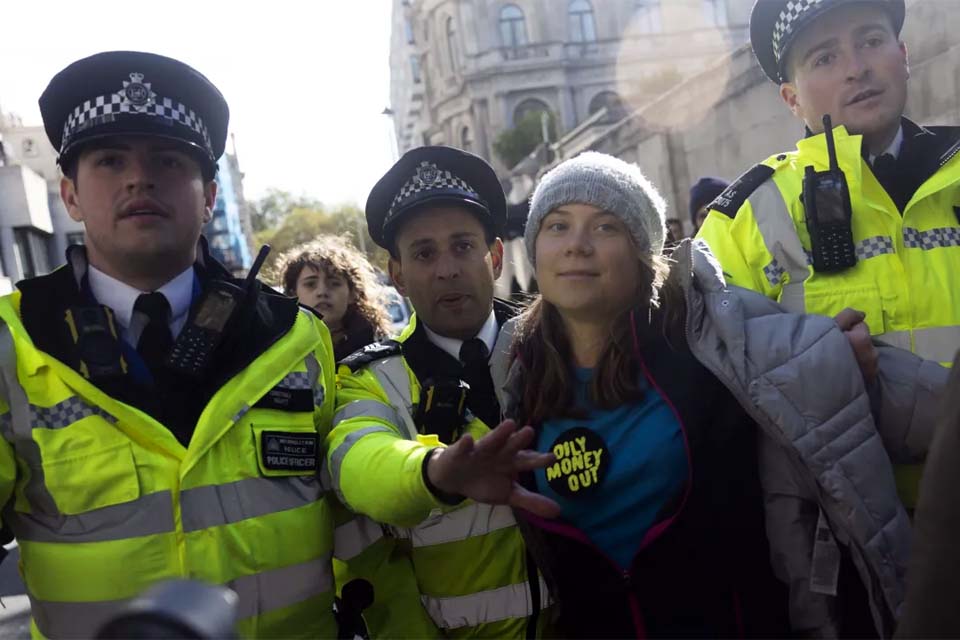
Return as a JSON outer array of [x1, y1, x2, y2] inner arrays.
[[277, 235, 391, 360]]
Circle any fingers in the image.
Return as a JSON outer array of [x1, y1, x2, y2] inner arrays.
[[512, 449, 556, 472], [835, 307, 866, 331], [473, 419, 517, 455], [509, 484, 561, 519]]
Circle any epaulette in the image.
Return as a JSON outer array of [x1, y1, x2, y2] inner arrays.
[[338, 340, 402, 372], [708, 161, 780, 219]]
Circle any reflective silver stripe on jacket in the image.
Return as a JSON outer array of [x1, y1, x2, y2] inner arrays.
[[231, 553, 334, 620], [395, 503, 517, 548], [10, 490, 175, 543], [30, 595, 126, 640], [369, 357, 418, 439], [0, 325, 59, 515], [30, 555, 335, 638], [874, 326, 960, 363], [333, 516, 385, 561], [748, 181, 810, 311], [421, 575, 551, 630], [333, 399, 400, 427], [181, 476, 323, 533], [329, 426, 394, 505]]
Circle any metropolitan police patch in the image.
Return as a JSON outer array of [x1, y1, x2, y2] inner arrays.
[[260, 431, 318, 472]]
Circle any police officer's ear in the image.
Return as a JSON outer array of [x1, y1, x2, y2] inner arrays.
[[202, 180, 218, 222], [779, 81, 804, 121], [61, 175, 84, 223], [388, 257, 407, 297], [489, 237, 504, 279]]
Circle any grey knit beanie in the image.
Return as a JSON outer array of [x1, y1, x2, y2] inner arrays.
[[525, 152, 667, 265]]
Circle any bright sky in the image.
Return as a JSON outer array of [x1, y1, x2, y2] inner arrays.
[[0, 0, 397, 208]]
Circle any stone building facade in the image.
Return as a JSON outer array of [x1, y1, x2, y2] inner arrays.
[[389, 0, 752, 292]]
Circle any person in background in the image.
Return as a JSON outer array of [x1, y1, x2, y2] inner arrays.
[[688, 176, 729, 233], [277, 235, 392, 360], [490, 152, 944, 638], [664, 217, 685, 246]]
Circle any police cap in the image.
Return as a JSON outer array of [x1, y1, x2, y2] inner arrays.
[[365, 146, 506, 251], [750, 0, 905, 83], [39, 51, 229, 177]]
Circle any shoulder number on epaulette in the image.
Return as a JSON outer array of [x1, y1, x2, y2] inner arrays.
[[709, 163, 776, 219], [338, 340, 402, 372]]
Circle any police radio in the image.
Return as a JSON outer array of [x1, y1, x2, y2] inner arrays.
[[165, 245, 271, 377], [414, 377, 469, 444], [803, 114, 857, 272]]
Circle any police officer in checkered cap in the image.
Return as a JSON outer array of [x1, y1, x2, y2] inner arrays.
[[697, 3, 960, 636], [0, 51, 344, 638], [330, 146, 556, 638]]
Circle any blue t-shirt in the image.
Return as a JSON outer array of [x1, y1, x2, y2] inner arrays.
[[534, 368, 688, 569]]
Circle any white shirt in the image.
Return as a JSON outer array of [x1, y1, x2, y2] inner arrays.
[[87, 265, 194, 346], [423, 309, 498, 363], [868, 125, 904, 164]]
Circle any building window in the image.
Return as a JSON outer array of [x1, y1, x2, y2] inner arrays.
[[13, 228, 51, 279], [66, 232, 85, 246], [513, 98, 553, 127], [499, 4, 528, 50], [703, 0, 728, 26], [404, 18, 415, 44], [634, 0, 662, 33], [21, 138, 38, 157], [569, 0, 597, 43], [460, 126, 473, 153], [446, 16, 460, 73], [410, 54, 422, 83], [588, 91, 626, 121]]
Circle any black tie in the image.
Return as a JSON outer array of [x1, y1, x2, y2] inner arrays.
[[459, 338, 489, 366], [134, 292, 173, 375]]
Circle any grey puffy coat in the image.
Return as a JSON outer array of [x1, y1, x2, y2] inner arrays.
[[491, 239, 948, 638]]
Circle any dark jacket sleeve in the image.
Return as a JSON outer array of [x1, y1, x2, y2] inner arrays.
[[896, 353, 960, 638]]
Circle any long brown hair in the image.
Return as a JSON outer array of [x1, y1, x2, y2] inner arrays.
[[513, 252, 686, 426]]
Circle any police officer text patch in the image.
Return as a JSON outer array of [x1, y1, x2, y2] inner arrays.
[[544, 428, 610, 498], [260, 431, 318, 472]]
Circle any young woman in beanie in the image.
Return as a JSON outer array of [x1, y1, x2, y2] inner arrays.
[[277, 235, 391, 360], [485, 152, 940, 638]]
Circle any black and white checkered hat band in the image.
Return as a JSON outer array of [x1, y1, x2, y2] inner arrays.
[[772, 0, 825, 63], [61, 93, 212, 154], [388, 168, 481, 216]]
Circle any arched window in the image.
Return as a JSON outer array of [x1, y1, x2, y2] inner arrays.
[[513, 98, 552, 127], [446, 16, 460, 73], [460, 126, 474, 153], [569, 0, 596, 43], [634, 0, 662, 33], [702, 0, 728, 26], [588, 91, 626, 121], [499, 5, 528, 50]]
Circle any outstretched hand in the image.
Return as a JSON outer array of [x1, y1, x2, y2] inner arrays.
[[835, 308, 878, 384], [426, 419, 560, 518]]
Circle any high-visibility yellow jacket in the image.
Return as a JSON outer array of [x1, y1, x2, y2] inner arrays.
[[0, 290, 338, 639], [697, 123, 960, 506], [328, 315, 549, 638]]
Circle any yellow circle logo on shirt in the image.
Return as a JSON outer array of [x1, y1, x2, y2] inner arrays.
[[544, 427, 611, 498]]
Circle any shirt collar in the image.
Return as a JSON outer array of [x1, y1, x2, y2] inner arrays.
[[87, 265, 195, 330], [422, 309, 498, 362], [868, 125, 904, 163]]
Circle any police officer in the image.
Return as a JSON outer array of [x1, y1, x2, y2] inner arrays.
[[328, 146, 556, 638], [0, 51, 338, 638], [696, 1, 956, 634]]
